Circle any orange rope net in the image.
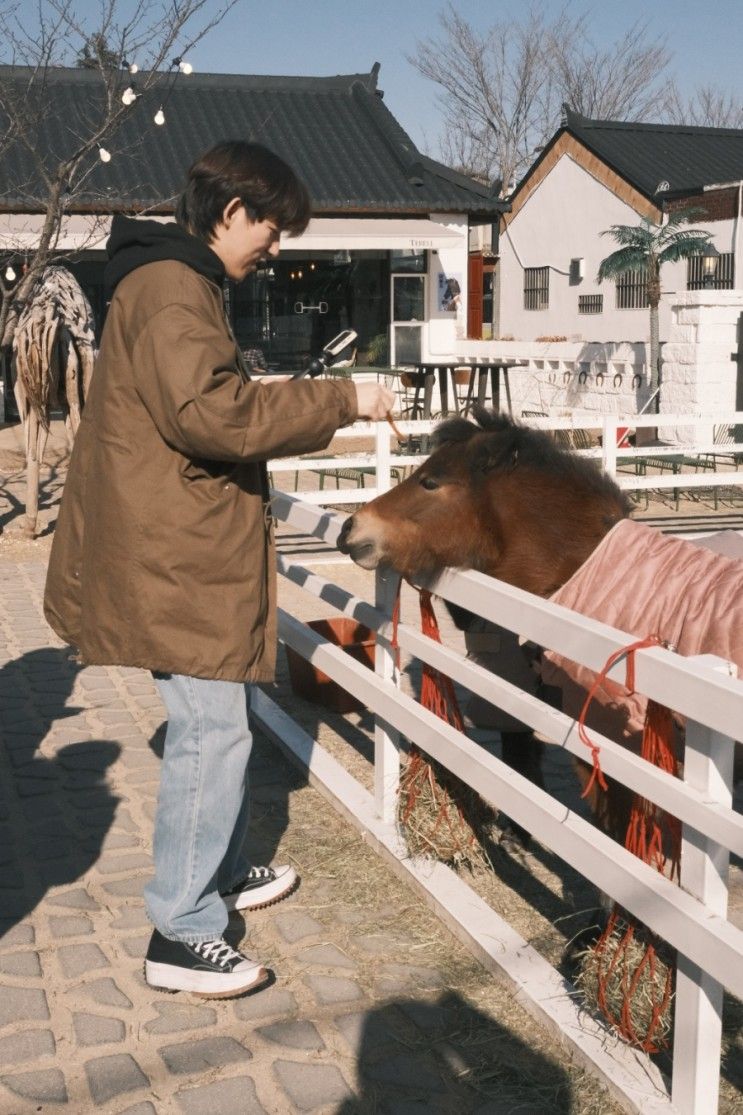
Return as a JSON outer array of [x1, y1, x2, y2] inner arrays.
[[395, 588, 492, 867], [577, 638, 680, 1051], [418, 589, 465, 733]]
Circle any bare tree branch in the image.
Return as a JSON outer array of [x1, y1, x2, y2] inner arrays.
[[547, 17, 673, 121], [409, 5, 674, 190], [0, 0, 240, 347], [663, 81, 743, 128]]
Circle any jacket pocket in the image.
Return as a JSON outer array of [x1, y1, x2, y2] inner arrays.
[[181, 456, 236, 485]]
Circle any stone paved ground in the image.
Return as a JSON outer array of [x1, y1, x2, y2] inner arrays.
[[0, 427, 630, 1114], [0, 554, 628, 1115]]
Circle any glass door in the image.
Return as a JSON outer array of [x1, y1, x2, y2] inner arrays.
[[390, 274, 425, 365]]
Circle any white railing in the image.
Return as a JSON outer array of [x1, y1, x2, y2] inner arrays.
[[253, 490, 743, 1115], [269, 413, 743, 505]]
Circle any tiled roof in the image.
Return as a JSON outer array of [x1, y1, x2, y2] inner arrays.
[[550, 107, 743, 200], [0, 64, 505, 218]]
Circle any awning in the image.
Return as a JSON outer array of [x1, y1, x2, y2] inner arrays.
[[0, 213, 115, 252], [292, 217, 465, 251], [0, 213, 466, 253]]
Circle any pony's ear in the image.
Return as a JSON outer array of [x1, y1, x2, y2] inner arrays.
[[431, 416, 478, 450], [474, 437, 519, 473]]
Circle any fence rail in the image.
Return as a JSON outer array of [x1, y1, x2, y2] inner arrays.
[[256, 490, 743, 1115], [269, 412, 743, 505]]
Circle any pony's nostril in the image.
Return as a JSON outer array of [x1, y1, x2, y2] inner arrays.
[[337, 516, 354, 552]]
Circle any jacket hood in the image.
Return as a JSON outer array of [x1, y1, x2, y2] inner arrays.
[[104, 215, 225, 297]]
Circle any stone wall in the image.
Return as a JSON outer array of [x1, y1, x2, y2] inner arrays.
[[661, 291, 743, 444], [441, 338, 652, 419]]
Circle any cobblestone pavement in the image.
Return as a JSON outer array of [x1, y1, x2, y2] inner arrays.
[[0, 553, 630, 1114]]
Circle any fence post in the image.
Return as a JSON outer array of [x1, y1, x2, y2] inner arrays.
[[373, 566, 401, 823], [375, 420, 391, 493], [671, 654, 735, 1115], [601, 416, 618, 479]]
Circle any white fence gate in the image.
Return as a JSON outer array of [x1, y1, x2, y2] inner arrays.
[[253, 485, 743, 1115]]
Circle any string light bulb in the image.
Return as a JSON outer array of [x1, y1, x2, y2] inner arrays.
[[4, 265, 16, 283], [121, 85, 137, 106], [153, 107, 165, 126], [128, 62, 138, 74], [98, 145, 112, 163], [173, 57, 193, 74]]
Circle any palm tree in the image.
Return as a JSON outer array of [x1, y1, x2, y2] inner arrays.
[[597, 210, 712, 401]]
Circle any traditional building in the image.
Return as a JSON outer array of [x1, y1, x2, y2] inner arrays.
[[0, 63, 506, 373]]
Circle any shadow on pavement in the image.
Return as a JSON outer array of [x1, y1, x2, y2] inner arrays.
[[0, 647, 120, 938], [336, 989, 571, 1113]]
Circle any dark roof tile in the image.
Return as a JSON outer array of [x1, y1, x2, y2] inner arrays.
[[562, 107, 743, 199], [0, 65, 505, 217]]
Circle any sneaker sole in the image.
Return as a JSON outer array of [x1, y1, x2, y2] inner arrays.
[[144, 959, 271, 999], [224, 871, 300, 912]]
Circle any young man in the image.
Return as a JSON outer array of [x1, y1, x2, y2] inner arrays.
[[44, 141, 394, 998]]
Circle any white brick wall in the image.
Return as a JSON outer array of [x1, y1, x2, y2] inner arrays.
[[661, 291, 743, 443]]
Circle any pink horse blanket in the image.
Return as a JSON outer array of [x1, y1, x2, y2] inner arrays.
[[541, 520, 743, 753]]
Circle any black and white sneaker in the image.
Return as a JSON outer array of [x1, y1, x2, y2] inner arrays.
[[144, 930, 269, 998], [222, 864, 299, 912]]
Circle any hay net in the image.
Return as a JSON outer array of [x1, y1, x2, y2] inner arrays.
[[577, 636, 680, 1051], [394, 586, 492, 869]]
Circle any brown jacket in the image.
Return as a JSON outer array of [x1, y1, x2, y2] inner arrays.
[[44, 258, 357, 681]]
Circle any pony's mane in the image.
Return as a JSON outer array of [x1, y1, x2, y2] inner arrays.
[[432, 407, 628, 506]]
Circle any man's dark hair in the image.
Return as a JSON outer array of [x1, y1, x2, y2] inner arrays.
[[175, 140, 311, 241]]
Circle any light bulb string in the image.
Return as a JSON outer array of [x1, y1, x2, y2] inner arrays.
[[155, 65, 183, 121], [95, 55, 194, 163]]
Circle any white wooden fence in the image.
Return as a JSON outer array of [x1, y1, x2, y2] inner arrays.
[[269, 411, 743, 506], [252, 487, 743, 1115]]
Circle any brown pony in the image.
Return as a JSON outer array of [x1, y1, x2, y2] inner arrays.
[[338, 408, 629, 592], [337, 408, 631, 845]]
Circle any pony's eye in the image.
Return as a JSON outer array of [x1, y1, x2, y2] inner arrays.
[[419, 475, 440, 491]]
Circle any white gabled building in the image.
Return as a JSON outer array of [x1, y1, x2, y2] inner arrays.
[[495, 108, 743, 346]]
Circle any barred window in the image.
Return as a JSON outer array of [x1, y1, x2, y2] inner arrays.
[[524, 266, 549, 310], [687, 251, 735, 290], [578, 294, 603, 314], [615, 267, 649, 309]]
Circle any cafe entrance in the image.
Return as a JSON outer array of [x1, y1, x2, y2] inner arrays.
[[229, 250, 393, 372]]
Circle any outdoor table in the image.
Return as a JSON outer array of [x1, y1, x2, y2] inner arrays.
[[413, 360, 529, 419]]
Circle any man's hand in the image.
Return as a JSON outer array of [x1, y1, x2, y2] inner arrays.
[[354, 382, 396, 421]]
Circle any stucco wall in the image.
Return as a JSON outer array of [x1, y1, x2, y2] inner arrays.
[[425, 214, 469, 358], [499, 154, 738, 344]]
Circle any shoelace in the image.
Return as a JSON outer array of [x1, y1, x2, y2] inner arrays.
[[246, 866, 272, 880], [193, 938, 243, 968]]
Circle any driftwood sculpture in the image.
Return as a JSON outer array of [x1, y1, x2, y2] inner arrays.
[[11, 265, 96, 535]]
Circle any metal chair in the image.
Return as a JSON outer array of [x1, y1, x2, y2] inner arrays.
[[703, 423, 742, 471], [452, 366, 476, 414]]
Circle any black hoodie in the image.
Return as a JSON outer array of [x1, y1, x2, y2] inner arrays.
[[104, 214, 225, 298]]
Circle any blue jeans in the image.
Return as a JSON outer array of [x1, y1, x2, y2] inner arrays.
[[144, 674, 254, 942]]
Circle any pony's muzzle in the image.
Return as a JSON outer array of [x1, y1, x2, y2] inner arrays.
[[337, 514, 380, 569], [337, 516, 353, 554]]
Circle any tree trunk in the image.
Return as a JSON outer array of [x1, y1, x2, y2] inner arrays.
[[649, 298, 660, 401]]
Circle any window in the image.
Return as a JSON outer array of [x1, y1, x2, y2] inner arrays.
[[393, 275, 424, 320], [524, 266, 549, 310], [578, 294, 603, 314], [687, 252, 735, 290], [615, 267, 649, 309], [390, 249, 427, 273]]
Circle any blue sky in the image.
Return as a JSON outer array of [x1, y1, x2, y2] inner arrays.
[[68, 1, 743, 152]]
